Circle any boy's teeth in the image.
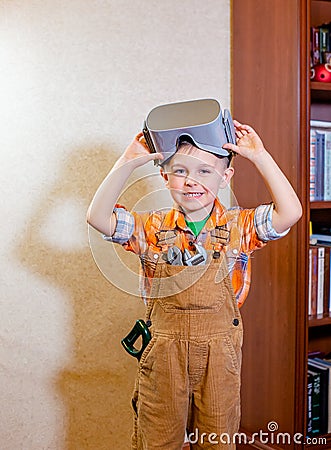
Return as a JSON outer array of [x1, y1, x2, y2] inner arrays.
[[185, 192, 202, 197]]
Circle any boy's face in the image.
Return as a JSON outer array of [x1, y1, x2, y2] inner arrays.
[[160, 144, 234, 220]]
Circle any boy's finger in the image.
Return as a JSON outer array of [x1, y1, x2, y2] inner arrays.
[[223, 143, 239, 153], [151, 152, 164, 160], [142, 152, 164, 161], [139, 135, 147, 145], [233, 119, 242, 127], [135, 131, 144, 140], [241, 124, 256, 134], [233, 120, 255, 134]]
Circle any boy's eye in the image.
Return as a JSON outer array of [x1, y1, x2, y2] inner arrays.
[[199, 169, 211, 174], [173, 169, 186, 176]]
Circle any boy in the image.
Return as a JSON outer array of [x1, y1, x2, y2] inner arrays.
[[87, 118, 302, 449]]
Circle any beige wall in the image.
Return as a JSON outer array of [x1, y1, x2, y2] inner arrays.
[[1, 0, 231, 448]]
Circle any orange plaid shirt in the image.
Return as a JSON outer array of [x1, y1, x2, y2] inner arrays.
[[105, 199, 288, 308]]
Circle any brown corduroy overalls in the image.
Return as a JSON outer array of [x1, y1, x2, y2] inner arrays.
[[131, 232, 243, 450]]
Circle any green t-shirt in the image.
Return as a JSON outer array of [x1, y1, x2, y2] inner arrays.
[[185, 216, 209, 237]]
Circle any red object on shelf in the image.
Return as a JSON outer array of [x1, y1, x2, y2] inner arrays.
[[311, 64, 331, 83]]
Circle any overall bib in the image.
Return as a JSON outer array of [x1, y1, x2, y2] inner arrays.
[[131, 245, 243, 449]]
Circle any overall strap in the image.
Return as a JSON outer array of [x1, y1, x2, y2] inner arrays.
[[210, 224, 230, 258], [145, 214, 180, 324], [155, 229, 178, 252]]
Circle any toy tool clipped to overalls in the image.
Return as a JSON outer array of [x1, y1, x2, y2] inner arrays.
[[121, 244, 208, 359], [121, 319, 152, 360]]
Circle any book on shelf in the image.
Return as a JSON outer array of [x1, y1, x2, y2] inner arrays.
[[310, 234, 331, 245], [310, 22, 331, 65], [307, 372, 313, 435], [311, 26, 321, 66], [309, 357, 331, 435], [318, 247, 325, 316], [310, 129, 316, 201], [307, 359, 329, 435], [307, 368, 324, 436], [309, 246, 318, 316], [320, 24, 331, 64], [316, 131, 325, 201], [309, 247, 313, 316], [325, 248, 331, 317], [308, 244, 331, 318], [310, 121, 331, 202], [308, 351, 326, 359]]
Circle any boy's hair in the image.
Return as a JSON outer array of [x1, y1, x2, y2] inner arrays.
[[174, 136, 233, 168]]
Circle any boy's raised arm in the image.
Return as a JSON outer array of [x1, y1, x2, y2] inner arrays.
[[86, 132, 163, 236], [223, 120, 302, 233]]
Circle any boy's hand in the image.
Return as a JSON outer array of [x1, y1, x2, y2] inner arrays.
[[223, 120, 267, 163], [87, 132, 164, 236], [223, 120, 302, 233], [118, 132, 163, 169]]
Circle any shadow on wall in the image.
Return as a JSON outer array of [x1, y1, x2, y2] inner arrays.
[[16, 145, 146, 450]]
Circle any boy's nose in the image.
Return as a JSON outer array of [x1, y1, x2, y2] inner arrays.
[[184, 176, 198, 186]]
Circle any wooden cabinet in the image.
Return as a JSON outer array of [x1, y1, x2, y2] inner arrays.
[[232, 1, 331, 448]]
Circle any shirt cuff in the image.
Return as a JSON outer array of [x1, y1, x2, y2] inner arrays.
[[102, 207, 134, 244], [254, 203, 290, 242]]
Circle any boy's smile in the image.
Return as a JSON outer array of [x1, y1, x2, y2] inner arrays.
[[161, 144, 234, 221], [183, 192, 204, 198]]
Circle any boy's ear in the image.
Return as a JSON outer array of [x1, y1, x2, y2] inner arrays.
[[220, 166, 234, 188], [160, 167, 169, 184]]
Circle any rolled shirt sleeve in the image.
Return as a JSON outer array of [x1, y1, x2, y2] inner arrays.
[[102, 206, 134, 244], [254, 203, 290, 242]]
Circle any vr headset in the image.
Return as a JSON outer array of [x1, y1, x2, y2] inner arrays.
[[143, 98, 236, 165]]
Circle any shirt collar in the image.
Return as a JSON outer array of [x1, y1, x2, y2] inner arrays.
[[161, 199, 228, 232], [205, 198, 228, 230]]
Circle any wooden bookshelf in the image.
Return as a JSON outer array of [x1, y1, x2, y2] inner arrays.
[[309, 314, 331, 327], [311, 83, 331, 102], [311, 82, 331, 92], [310, 201, 331, 209], [232, 0, 331, 448]]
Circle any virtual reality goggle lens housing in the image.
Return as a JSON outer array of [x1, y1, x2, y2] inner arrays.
[[143, 98, 236, 165]]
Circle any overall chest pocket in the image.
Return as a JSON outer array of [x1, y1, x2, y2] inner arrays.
[[150, 261, 229, 312]]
